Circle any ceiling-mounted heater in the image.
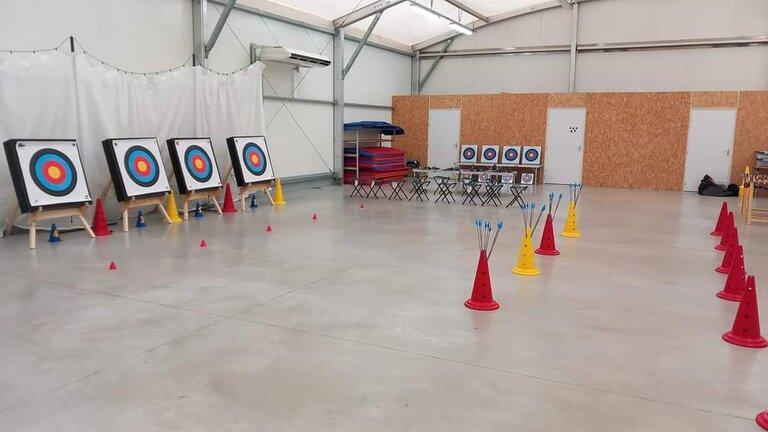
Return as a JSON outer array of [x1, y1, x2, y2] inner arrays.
[[250, 45, 331, 68]]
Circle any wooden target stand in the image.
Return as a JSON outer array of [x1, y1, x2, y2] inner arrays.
[[27, 204, 95, 249], [223, 166, 275, 210], [119, 195, 173, 232], [743, 174, 768, 225], [180, 189, 223, 220]]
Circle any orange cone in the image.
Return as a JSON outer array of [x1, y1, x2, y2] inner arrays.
[[200, 240, 207, 248], [535, 214, 559, 256], [108, 261, 117, 270], [266, 225, 272, 232], [722, 275, 768, 348], [91, 198, 113, 236], [222, 184, 237, 213], [717, 245, 746, 302], [757, 411, 768, 429], [711, 201, 728, 236], [464, 250, 499, 311], [715, 227, 740, 274], [715, 212, 734, 251]]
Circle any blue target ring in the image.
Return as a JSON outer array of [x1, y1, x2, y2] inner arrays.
[[124, 146, 159, 187], [242, 142, 268, 176], [462, 147, 476, 161], [184, 145, 213, 183], [524, 149, 539, 162], [30, 149, 77, 197], [483, 147, 497, 161], [504, 148, 519, 162]]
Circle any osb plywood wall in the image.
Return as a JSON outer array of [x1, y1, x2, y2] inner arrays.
[[392, 90, 768, 191]]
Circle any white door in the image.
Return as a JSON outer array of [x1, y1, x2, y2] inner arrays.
[[428, 109, 461, 169], [544, 108, 586, 184], [683, 109, 736, 192]]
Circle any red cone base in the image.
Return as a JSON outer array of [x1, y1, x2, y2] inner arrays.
[[91, 198, 113, 236], [200, 240, 207, 248], [715, 242, 736, 274], [711, 201, 728, 236], [535, 214, 560, 256], [266, 225, 272, 232], [757, 411, 768, 430], [722, 276, 768, 348], [717, 245, 746, 302], [108, 261, 117, 270], [464, 250, 499, 311], [715, 212, 735, 251], [222, 184, 237, 213]]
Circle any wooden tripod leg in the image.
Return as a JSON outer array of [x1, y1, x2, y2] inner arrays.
[[156, 202, 172, 224], [265, 188, 275, 206], [210, 193, 223, 214], [241, 191, 247, 211], [183, 199, 190, 221], [28, 219, 36, 249], [122, 208, 129, 232]]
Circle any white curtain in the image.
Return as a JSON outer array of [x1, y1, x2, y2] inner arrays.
[[0, 50, 265, 226]]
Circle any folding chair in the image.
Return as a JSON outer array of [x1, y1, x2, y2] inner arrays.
[[462, 180, 482, 205], [434, 176, 456, 203], [366, 181, 385, 199], [482, 182, 504, 206], [409, 176, 430, 202], [506, 184, 528, 209], [500, 173, 517, 195], [388, 180, 407, 200], [349, 179, 364, 198]]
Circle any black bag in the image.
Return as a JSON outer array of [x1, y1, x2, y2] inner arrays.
[[698, 174, 738, 197]]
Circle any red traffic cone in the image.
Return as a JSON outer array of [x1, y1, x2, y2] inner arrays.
[[722, 275, 768, 348], [200, 240, 207, 248], [757, 411, 768, 430], [715, 212, 734, 251], [312, 213, 318, 221], [535, 214, 560, 256], [222, 184, 237, 213], [715, 227, 741, 274], [464, 250, 499, 311], [717, 245, 746, 302], [91, 198, 113, 236], [266, 225, 272, 232], [108, 261, 117, 270], [711, 201, 728, 236], [360, 203, 365, 210]]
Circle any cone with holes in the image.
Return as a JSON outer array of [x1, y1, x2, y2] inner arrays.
[[560, 201, 581, 238], [757, 411, 768, 430], [465, 250, 499, 311], [222, 184, 237, 213], [715, 212, 734, 251], [716, 226, 741, 274], [166, 192, 183, 223], [513, 227, 540, 276], [535, 214, 559, 256], [717, 245, 746, 302], [722, 275, 768, 348], [711, 201, 729, 236], [91, 198, 113, 236]]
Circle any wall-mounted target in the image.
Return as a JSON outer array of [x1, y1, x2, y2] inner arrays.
[[167, 138, 222, 194], [226, 135, 275, 187], [520, 172, 535, 185], [103, 137, 171, 202], [501, 146, 521, 165], [3, 139, 92, 213], [522, 146, 542, 165], [481, 145, 499, 164], [459, 144, 478, 163]]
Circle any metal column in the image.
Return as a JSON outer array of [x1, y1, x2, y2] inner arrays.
[[568, 2, 579, 92], [333, 28, 345, 182], [192, 0, 208, 66]]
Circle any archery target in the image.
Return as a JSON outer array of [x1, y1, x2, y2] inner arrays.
[[520, 172, 535, 185], [480, 145, 499, 164], [522, 146, 542, 165], [226, 136, 275, 186], [460, 144, 478, 163], [103, 138, 170, 201], [3, 139, 92, 212], [167, 138, 222, 194], [501, 146, 521, 164]]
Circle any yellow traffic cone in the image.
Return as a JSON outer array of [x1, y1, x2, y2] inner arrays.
[[273, 178, 287, 205], [512, 227, 540, 276], [561, 201, 581, 238], [739, 166, 749, 198], [166, 191, 183, 223]]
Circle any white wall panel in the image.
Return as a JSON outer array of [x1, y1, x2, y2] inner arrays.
[[343, 40, 411, 106], [344, 108, 392, 123]]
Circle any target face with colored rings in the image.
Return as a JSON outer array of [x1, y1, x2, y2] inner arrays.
[[30, 149, 78, 196], [483, 147, 497, 160], [184, 145, 213, 183], [525, 149, 539, 162], [505, 148, 519, 162], [462, 147, 476, 160], [124, 146, 160, 187], [242, 142, 268, 176]]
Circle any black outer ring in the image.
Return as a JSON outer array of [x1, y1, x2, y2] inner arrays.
[[184, 145, 213, 182], [29, 148, 77, 197], [123, 145, 160, 187], [241, 143, 267, 176]]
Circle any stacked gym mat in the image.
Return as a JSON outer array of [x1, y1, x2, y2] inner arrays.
[[344, 147, 407, 184]]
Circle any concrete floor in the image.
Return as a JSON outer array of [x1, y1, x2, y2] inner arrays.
[[1, 184, 767, 431]]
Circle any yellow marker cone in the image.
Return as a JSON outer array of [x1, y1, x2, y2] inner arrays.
[[739, 166, 749, 198], [561, 201, 581, 238], [512, 227, 540, 276], [273, 178, 287, 205], [166, 191, 183, 223]]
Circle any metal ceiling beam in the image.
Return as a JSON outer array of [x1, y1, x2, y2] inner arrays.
[[343, 12, 383, 76], [557, 0, 572, 8], [333, 0, 407, 28], [206, 0, 237, 56], [442, 0, 490, 22], [568, 2, 579, 91], [419, 38, 454, 91]]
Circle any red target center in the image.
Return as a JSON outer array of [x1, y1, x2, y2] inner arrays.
[[192, 156, 206, 172], [249, 153, 260, 165], [42, 161, 66, 184], [133, 157, 150, 174]]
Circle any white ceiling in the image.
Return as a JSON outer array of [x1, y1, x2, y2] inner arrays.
[[270, 0, 554, 45]]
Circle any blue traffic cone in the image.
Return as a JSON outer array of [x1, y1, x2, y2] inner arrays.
[[194, 202, 203, 218], [250, 194, 258, 209], [48, 223, 61, 243], [136, 211, 146, 228]]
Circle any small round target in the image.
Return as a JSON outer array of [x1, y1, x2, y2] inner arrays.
[[462, 147, 476, 161], [242, 142, 268, 176], [504, 148, 519, 162], [483, 147, 497, 161], [29, 149, 77, 197], [124, 145, 160, 187], [524, 148, 540, 162], [184, 145, 213, 183]]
